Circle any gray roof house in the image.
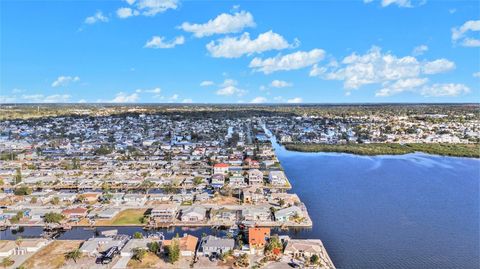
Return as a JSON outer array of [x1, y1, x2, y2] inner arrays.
[[198, 235, 234, 256], [180, 206, 207, 222]]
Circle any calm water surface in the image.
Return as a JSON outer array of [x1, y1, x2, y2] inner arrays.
[[272, 139, 480, 269]]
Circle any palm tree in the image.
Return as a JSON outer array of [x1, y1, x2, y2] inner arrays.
[[65, 248, 82, 263]]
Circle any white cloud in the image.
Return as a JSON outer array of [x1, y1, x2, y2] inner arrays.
[[78, 99, 87, 103], [200, 80, 214, 87], [117, 0, 178, 18], [180, 10, 255, 38], [376, 78, 428, 97], [144, 36, 185, 49], [412, 44, 428, 56], [117, 7, 139, 18], [473, 71, 480, 78], [206, 31, 297, 58], [310, 46, 456, 92], [421, 83, 470, 97], [170, 94, 179, 101], [144, 87, 161, 93], [270, 80, 292, 88], [250, 49, 325, 74], [22, 94, 71, 103], [422, 59, 455, 74], [287, 97, 303, 103], [250, 96, 267, 103], [85, 11, 109, 24], [110, 92, 139, 103], [0, 96, 16, 103], [182, 98, 193, 103], [52, 76, 80, 87], [452, 20, 480, 47], [215, 79, 247, 96]]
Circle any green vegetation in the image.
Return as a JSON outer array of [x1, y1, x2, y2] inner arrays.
[[284, 143, 480, 158], [44, 212, 64, 223], [14, 168, 22, 184], [133, 232, 144, 239], [10, 211, 24, 224], [14, 186, 32, 196], [0, 257, 14, 268], [147, 241, 160, 254], [165, 238, 180, 264], [65, 248, 82, 263], [132, 248, 147, 261], [107, 209, 146, 225]]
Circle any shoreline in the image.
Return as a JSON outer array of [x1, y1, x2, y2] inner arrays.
[[282, 142, 480, 158]]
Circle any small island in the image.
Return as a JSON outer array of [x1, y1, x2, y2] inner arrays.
[[283, 143, 480, 158]]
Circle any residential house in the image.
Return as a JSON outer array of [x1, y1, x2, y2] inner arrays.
[[247, 169, 264, 186], [284, 239, 329, 259], [213, 163, 229, 174], [274, 206, 303, 222], [180, 206, 207, 222], [242, 207, 271, 222], [151, 205, 178, 223], [248, 228, 270, 251], [198, 235, 234, 256], [62, 207, 88, 220], [268, 171, 287, 186], [210, 174, 225, 188], [242, 187, 264, 204], [163, 234, 198, 257]]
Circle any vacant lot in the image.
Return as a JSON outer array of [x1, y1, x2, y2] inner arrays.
[[95, 208, 147, 226], [21, 240, 82, 269]]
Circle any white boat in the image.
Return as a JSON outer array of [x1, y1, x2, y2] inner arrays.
[[100, 229, 118, 237]]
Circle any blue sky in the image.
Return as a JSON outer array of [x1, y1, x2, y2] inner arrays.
[[1, 0, 479, 104]]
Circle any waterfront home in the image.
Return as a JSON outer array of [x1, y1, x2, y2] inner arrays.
[[198, 235, 234, 257], [147, 193, 171, 203], [62, 207, 88, 220], [229, 175, 246, 188], [247, 169, 264, 186], [150, 204, 178, 222], [242, 207, 272, 222], [194, 192, 212, 202], [210, 174, 225, 188], [94, 207, 121, 219], [123, 193, 147, 206], [55, 192, 77, 203], [242, 187, 265, 204], [268, 171, 287, 186], [248, 227, 270, 252], [79, 192, 101, 204], [180, 206, 207, 222], [120, 238, 154, 257], [79, 236, 128, 256], [213, 163, 229, 174], [163, 234, 198, 256], [274, 206, 303, 222], [109, 192, 125, 205], [211, 207, 237, 222], [284, 239, 329, 259]]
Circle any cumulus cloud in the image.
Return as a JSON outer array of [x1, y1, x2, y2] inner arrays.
[[249, 49, 325, 74], [52, 76, 80, 87], [473, 71, 480, 78], [270, 80, 292, 88], [182, 98, 193, 103], [287, 97, 303, 103], [375, 78, 428, 97], [117, 7, 139, 18], [200, 80, 214, 87], [117, 0, 178, 18], [144, 36, 185, 49], [421, 83, 470, 97], [310, 46, 456, 96], [110, 92, 139, 103], [85, 11, 109, 24], [180, 10, 255, 38], [206, 31, 298, 58], [452, 20, 480, 47], [412, 44, 428, 56], [215, 79, 247, 96], [250, 96, 267, 103], [422, 59, 455, 74]]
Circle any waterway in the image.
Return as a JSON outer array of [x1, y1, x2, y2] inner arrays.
[[1, 137, 478, 268]]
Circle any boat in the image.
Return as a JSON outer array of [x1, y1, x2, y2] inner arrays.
[[10, 224, 20, 231], [100, 229, 118, 237]]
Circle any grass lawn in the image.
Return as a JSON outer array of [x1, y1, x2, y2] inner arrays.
[[96, 208, 147, 226], [21, 240, 82, 269]]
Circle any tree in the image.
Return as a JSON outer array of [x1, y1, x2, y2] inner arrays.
[[310, 254, 320, 264], [14, 186, 32, 196], [265, 234, 283, 254], [51, 197, 60, 205], [193, 177, 203, 186], [132, 248, 146, 261], [65, 248, 82, 263], [0, 257, 13, 268], [14, 168, 22, 184], [30, 197, 37, 204], [133, 232, 144, 239], [166, 239, 180, 264], [44, 212, 64, 223], [10, 211, 24, 224], [147, 241, 160, 254]]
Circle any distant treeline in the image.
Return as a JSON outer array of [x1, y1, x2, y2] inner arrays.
[[283, 143, 480, 158]]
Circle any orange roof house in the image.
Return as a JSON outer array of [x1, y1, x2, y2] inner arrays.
[[248, 227, 270, 249], [62, 207, 88, 218], [163, 234, 198, 256]]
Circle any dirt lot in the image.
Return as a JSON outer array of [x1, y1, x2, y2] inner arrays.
[[21, 240, 82, 269]]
